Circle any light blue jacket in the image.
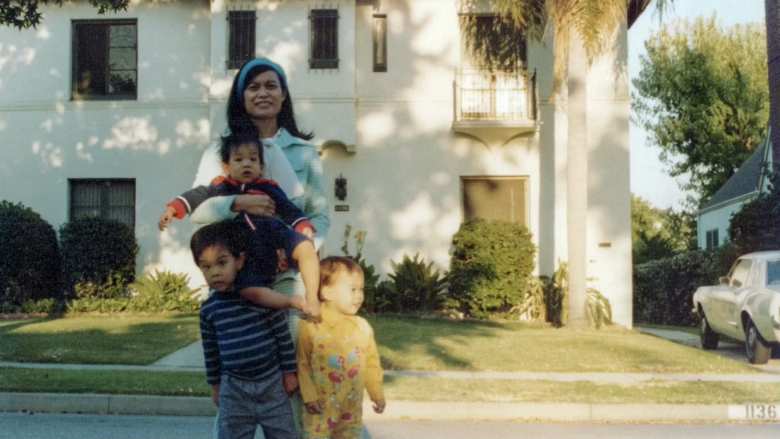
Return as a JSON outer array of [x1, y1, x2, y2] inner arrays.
[[191, 128, 330, 252]]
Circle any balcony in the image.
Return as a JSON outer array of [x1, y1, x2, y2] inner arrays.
[[453, 68, 537, 145]]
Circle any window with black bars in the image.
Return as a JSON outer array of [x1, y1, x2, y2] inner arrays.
[[373, 14, 387, 72], [69, 179, 136, 228], [310, 9, 339, 69], [228, 10, 256, 69], [72, 19, 137, 100]]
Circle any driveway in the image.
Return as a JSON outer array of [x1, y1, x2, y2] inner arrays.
[[638, 327, 780, 374]]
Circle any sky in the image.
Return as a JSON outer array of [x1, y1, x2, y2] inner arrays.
[[628, 0, 766, 210]]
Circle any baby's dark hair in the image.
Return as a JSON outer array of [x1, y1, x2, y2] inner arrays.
[[219, 130, 264, 165], [319, 256, 363, 290], [190, 220, 249, 262]]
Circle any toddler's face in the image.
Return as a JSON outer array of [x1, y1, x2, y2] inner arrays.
[[323, 270, 364, 315], [196, 244, 245, 293], [224, 143, 263, 183]]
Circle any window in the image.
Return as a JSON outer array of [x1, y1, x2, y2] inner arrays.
[[462, 176, 527, 226], [309, 9, 339, 69], [730, 259, 752, 287], [228, 11, 256, 70], [705, 229, 719, 250], [69, 179, 135, 228], [72, 20, 137, 99], [372, 14, 387, 72]]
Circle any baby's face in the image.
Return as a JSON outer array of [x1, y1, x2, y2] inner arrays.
[[225, 143, 263, 183], [323, 271, 365, 315]]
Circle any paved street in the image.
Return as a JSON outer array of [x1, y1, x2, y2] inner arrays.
[[1, 413, 779, 439]]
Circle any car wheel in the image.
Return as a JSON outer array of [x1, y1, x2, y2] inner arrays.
[[745, 320, 771, 365], [700, 315, 719, 350]]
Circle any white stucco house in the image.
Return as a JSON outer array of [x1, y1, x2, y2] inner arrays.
[[697, 135, 773, 250], [0, 0, 633, 326]]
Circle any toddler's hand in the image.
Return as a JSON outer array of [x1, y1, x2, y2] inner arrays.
[[282, 372, 298, 395], [302, 300, 321, 322], [304, 401, 324, 414], [158, 206, 177, 231], [372, 398, 386, 414], [276, 249, 289, 272]]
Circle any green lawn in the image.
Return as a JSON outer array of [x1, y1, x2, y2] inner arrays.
[[3, 367, 778, 404], [0, 314, 200, 364], [0, 314, 758, 374], [368, 315, 756, 374]]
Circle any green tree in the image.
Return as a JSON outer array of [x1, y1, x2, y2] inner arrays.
[[631, 195, 694, 265], [1, 0, 128, 29], [633, 17, 769, 201]]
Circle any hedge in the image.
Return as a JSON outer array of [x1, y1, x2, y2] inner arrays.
[[633, 247, 737, 326], [0, 200, 62, 307]]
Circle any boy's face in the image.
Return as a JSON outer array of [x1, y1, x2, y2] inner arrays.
[[223, 143, 263, 183], [196, 244, 245, 293], [322, 270, 364, 315]]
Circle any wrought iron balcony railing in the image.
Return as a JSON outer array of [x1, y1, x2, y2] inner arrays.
[[454, 68, 536, 123]]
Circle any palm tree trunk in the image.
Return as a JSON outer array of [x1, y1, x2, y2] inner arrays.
[[567, 29, 588, 327], [766, 0, 780, 169]]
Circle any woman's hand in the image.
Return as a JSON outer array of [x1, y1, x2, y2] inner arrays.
[[232, 194, 276, 217]]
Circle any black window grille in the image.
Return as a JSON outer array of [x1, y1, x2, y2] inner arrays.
[[310, 9, 339, 69], [228, 11, 256, 69], [373, 14, 387, 72], [72, 20, 137, 100], [69, 179, 136, 228]]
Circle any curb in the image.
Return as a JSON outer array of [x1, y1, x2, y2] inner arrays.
[[2, 393, 779, 423]]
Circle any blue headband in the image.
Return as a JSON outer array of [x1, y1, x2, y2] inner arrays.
[[236, 58, 288, 101]]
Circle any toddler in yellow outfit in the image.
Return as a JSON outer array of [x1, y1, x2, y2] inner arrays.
[[297, 256, 385, 439]]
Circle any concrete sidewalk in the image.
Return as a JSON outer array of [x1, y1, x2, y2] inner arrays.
[[3, 393, 779, 423], [3, 327, 780, 422]]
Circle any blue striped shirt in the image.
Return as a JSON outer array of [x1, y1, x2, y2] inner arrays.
[[199, 290, 296, 385]]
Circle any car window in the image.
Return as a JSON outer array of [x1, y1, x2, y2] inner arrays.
[[731, 259, 752, 287], [767, 260, 780, 286]]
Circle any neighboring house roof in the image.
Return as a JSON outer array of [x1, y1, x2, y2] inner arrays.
[[699, 135, 772, 212]]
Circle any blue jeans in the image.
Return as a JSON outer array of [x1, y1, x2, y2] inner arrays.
[[217, 373, 296, 439]]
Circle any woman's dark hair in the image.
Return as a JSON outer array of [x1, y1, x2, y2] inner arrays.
[[219, 131, 264, 165], [190, 220, 249, 262], [227, 61, 313, 140]]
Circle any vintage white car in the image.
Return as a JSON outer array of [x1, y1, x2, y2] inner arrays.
[[692, 251, 780, 364]]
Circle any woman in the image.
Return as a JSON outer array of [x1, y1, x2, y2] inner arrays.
[[190, 58, 330, 435]]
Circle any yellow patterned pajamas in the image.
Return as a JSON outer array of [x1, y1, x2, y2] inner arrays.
[[297, 308, 383, 439]]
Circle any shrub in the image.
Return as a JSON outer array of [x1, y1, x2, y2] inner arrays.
[[449, 219, 535, 318], [67, 298, 130, 314], [0, 201, 62, 307], [543, 263, 569, 327], [60, 217, 138, 293], [586, 288, 612, 329], [128, 270, 200, 312], [385, 253, 448, 313], [21, 298, 58, 315], [729, 191, 780, 255], [633, 247, 734, 326]]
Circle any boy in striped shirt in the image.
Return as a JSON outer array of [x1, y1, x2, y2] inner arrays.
[[191, 221, 298, 439]]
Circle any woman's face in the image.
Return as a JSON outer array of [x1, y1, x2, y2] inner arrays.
[[243, 70, 286, 122]]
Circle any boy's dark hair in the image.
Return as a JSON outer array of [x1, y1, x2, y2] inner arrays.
[[190, 220, 249, 262], [320, 256, 363, 294], [219, 131, 264, 165]]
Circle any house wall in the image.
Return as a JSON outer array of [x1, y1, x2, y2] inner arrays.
[[697, 194, 756, 249], [0, 1, 212, 284], [0, 0, 632, 326]]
